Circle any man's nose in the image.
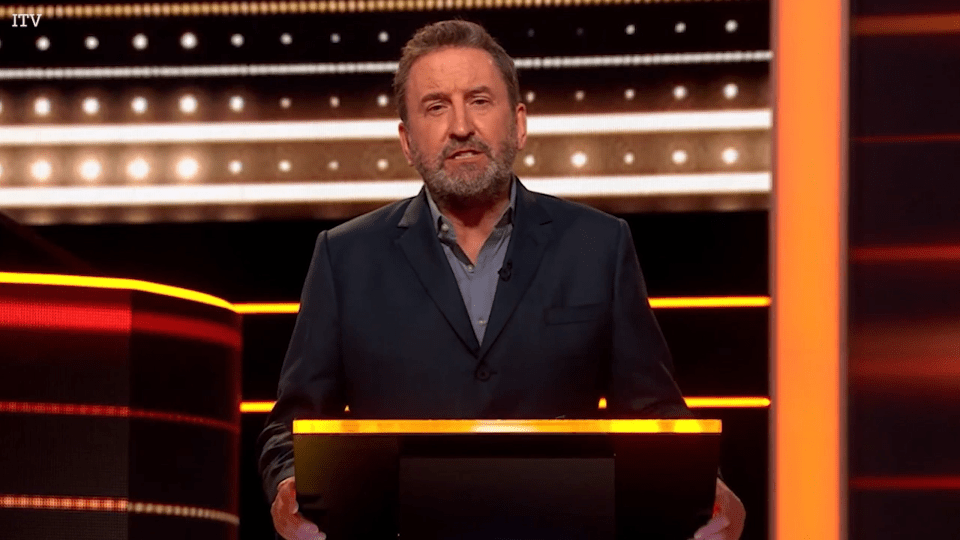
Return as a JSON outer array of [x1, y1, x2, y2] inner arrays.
[[448, 103, 475, 139]]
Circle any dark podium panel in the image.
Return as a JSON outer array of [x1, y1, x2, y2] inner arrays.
[[294, 419, 721, 540]]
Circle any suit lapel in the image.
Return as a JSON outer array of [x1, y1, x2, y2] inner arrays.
[[478, 180, 553, 360], [395, 189, 482, 355]]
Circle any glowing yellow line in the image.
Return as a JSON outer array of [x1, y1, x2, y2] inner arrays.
[[243, 397, 770, 413], [233, 303, 299, 314], [294, 418, 721, 434], [0, 272, 233, 311], [234, 297, 771, 315]]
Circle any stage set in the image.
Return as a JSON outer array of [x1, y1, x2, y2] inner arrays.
[[2, 1, 958, 539]]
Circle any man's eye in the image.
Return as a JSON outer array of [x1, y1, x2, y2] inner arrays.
[[426, 104, 445, 113], [472, 98, 491, 106]]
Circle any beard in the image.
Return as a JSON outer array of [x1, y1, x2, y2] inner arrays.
[[409, 128, 518, 210]]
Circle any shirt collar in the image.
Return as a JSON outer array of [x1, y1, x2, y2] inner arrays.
[[424, 178, 516, 235]]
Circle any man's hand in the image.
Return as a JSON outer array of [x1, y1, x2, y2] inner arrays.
[[692, 477, 746, 540], [271, 477, 325, 540]]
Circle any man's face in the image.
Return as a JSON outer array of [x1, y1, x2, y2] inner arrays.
[[398, 46, 527, 208]]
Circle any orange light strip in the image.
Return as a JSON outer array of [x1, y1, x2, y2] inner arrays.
[[849, 476, 960, 491], [0, 402, 238, 434], [850, 245, 960, 263], [774, 0, 844, 539], [0, 494, 239, 526], [234, 303, 299, 314], [242, 397, 770, 413], [854, 12, 960, 36], [294, 418, 720, 435], [233, 296, 772, 315], [0, 272, 234, 312]]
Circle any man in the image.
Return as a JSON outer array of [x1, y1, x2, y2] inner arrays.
[[258, 20, 746, 540]]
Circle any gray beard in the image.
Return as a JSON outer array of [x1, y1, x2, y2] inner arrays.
[[411, 136, 517, 210]]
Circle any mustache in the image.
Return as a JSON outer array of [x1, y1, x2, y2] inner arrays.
[[441, 138, 493, 160]]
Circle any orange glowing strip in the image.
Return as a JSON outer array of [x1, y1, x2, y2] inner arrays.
[[242, 397, 770, 413], [851, 245, 960, 263], [0, 494, 239, 525], [0, 402, 238, 434], [234, 297, 771, 315], [0, 272, 234, 312], [294, 418, 720, 435], [649, 296, 770, 309], [854, 12, 960, 36], [234, 303, 299, 314], [849, 476, 960, 491], [774, 0, 844, 539]]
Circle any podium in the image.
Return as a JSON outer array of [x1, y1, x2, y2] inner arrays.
[[293, 419, 721, 540]]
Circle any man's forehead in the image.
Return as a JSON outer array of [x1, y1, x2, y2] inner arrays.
[[408, 47, 502, 91]]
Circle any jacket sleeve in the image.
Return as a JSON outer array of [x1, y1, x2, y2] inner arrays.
[[256, 230, 347, 505], [607, 219, 694, 419]]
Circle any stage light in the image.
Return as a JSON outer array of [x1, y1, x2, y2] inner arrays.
[[31, 160, 52, 181], [231, 34, 244, 47], [722, 148, 740, 164], [576, 27, 584, 37], [624, 152, 635, 165], [524, 154, 536, 167], [132, 33, 148, 50], [278, 160, 291, 172], [673, 85, 688, 100], [377, 94, 389, 107], [571, 152, 587, 168], [181, 32, 198, 49], [726, 20, 739, 33], [330, 33, 341, 43], [672, 149, 689, 165], [574, 90, 585, 101], [525, 91, 536, 103], [176, 158, 199, 179], [82, 97, 99, 115], [34, 97, 51, 116], [179, 94, 198, 114], [229, 96, 244, 112], [625, 24, 636, 35], [624, 88, 636, 100], [675, 22, 687, 33], [378, 31, 389, 43], [280, 33, 292, 45], [36, 36, 51, 51], [724, 83, 739, 100], [228, 160, 242, 174], [79, 159, 102, 181], [131, 96, 147, 114], [527, 28, 535, 38], [376, 158, 389, 171], [127, 158, 149, 180], [280, 97, 292, 109], [85, 36, 99, 50], [330, 96, 340, 108], [328, 160, 339, 171]]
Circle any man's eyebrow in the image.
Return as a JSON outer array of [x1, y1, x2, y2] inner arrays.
[[419, 86, 495, 105]]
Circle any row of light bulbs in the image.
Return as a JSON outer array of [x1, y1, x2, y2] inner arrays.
[[15, 19, 742, 53], [2, 147, 744, 184], [6, 83, 742, 119]]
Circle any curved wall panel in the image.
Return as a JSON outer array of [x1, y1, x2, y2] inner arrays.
[[0, 275, 241, 540]]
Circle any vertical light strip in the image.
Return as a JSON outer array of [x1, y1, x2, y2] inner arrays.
[[773, 0, 845, 539]]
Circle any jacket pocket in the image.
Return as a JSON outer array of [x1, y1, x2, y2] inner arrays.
[[544, 303, 605, 325]]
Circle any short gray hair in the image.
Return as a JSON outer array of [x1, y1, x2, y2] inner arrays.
[[393, 20, 520, 123]]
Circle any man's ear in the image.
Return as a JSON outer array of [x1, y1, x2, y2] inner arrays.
[[398, 122, 414, 166], [514, 102, 528, 151]]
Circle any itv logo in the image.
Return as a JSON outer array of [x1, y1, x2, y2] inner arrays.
[[12, 14, 43, 27]]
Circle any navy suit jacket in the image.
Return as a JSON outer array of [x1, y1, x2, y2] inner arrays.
[[257, 179, 692, 503]]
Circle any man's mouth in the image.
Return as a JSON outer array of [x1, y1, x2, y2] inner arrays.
[[447, 149, 484, 160]]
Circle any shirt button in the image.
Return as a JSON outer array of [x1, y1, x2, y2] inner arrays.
[[440, 223, 450, 232], [478, 319, 486, 326], [466, 264, 474, 271]]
